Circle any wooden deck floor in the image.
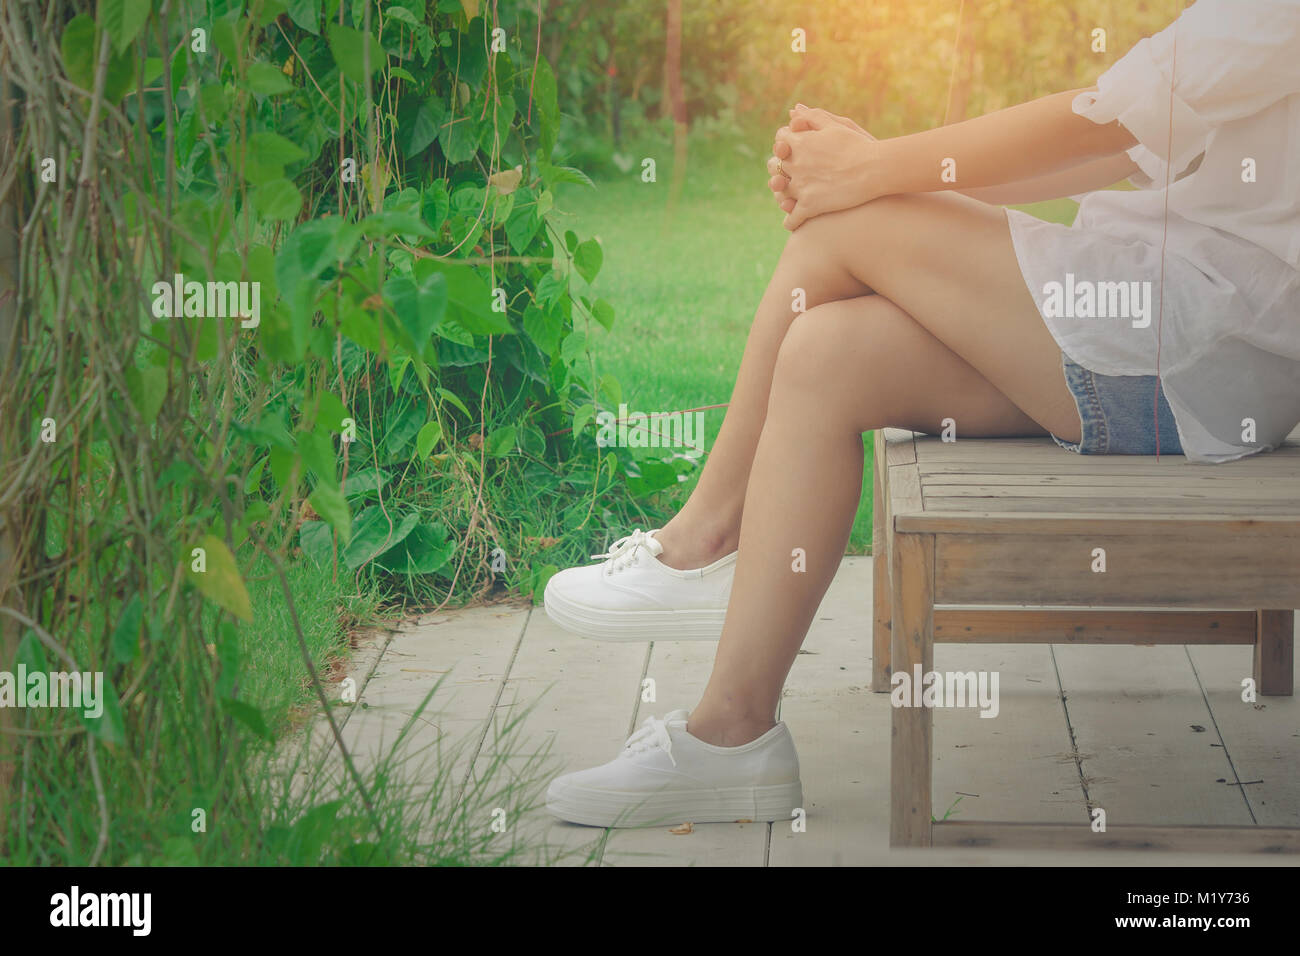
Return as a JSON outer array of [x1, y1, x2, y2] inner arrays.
[[309, 556, 1299, 865]]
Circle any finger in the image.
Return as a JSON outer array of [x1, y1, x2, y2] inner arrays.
[[766, 155, 778, 175], [790, 114, 815, 133], [767, 175, 790, 193], [779, 197, 796, 214], [789, 107, 829, 130], [772, 139, 792, 160]]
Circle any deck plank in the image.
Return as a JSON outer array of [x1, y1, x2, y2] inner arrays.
[[1051, 644, 1252, 828], [1187, 640, 1300, 828]]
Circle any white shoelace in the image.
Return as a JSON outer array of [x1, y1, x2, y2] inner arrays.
[[623, 714, 677, 766], [591, 528, 664, 574]]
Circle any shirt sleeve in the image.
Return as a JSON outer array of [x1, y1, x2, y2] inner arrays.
[[1071, 0, 1300, 185]]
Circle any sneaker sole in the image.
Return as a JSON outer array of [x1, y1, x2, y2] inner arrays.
[[544, 585, 726, 641], [547, 781, 804, 828]]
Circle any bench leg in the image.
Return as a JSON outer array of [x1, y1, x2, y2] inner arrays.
[[890, 531, 934, 847], [1254, 610, 1294, 697], [872, 549, 892, 692], [871, 439, 891, 693]]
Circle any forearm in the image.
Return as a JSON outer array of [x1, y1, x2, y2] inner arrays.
[[873, 89, 1139, 197], [955, 152, 1142, 205]]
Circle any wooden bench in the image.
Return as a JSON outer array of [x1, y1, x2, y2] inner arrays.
[[872, 426, 1300, 853]]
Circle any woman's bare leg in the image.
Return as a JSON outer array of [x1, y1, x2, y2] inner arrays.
[[655, 233, 871, 568], [687, 193, 1082, 745], [656, 191, 1075, 570]]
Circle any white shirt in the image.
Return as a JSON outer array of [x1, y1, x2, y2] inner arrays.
[[1007, 0, 1300, 462]]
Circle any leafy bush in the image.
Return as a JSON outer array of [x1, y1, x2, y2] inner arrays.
[[0, 0, 682, 864]]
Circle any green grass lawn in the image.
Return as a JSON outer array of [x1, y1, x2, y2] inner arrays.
[[554, 134, 1079, 554]]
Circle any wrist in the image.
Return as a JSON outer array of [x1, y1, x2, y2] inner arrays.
[[863, 136, 902, 200]]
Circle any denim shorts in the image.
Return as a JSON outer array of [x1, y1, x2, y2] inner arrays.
[[1050, 355, 1184, 456]]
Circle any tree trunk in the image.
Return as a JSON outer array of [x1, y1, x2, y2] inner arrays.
[[664, 0, 687, 217]]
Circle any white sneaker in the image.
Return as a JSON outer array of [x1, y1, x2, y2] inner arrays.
[[546, 710, 804, 828], [543, 529, 735, 641]]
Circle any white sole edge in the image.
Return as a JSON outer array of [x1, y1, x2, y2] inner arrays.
[[544, 586, 726, 642], [546, 781, 803, 828]]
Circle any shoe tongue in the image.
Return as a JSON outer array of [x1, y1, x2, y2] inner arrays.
[[642, 531, 665, 556]]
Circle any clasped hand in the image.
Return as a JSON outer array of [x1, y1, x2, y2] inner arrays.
[[767, 104, 883, 231]]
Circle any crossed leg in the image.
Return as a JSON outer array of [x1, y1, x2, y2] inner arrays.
[[650, 191, 1083, 744]]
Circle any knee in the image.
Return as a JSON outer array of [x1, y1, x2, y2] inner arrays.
[[771, 299, 871, 399], [784, 194, 912, 259]]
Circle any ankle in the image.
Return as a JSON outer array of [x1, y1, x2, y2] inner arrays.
[[656, 517, 738, 571], [686, 713, 775, 748]]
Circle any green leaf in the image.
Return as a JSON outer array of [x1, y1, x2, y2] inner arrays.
[[386, 271, 447, 346], [598, 372, 621, 408], [438, 113, 480, 164], [572, 403, 595, 437], [422, 180, 450, 232], [389, 66, 417, 82], [249, 131, 308, 166], [535, 271, 566, 307], [358, 210, 435, 239], [342, 467, 389, 498], [188, 535, 253, 622], [518, 423, 545, 457], [531, 564, 558, 603], [16, 629, 47, 674], [560, 329, 587, 365], [211, 18, 240, 64], [215, 620, 240, 698], [314, 392, 349, 431], [505, 198, 541, 253], [221, 698, 273, 741], [592, 298, 615, 331], [437, 386, 471, 419], [540, 162, 595, 189], [101, 0, 150, 54], [247, 61, 293, 96], [327, 22, 386, 85], [297, 429, 337, 489], [522, 302, 562, 357], [374, 522, 455, 575], [415, 259, 511, 335], [298, 520, 334, 567], [61, 15, 134, 104], [343, 508, 420, 570], [309, 485, 352, 545], [82, 676, 126, 747], [286, 0, 322, 33], [253, 178, 303, 220], [573, 239, 603, 284], [199, 83, 229, 121], [415, 421, 442, 458], [403, 97, 444, 158], [110, 594, 144, 664], [276, 217, 352, 293], [485, 425, 516, 457], [530, 55, 559, 160], [124, 364, 167, 425]]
